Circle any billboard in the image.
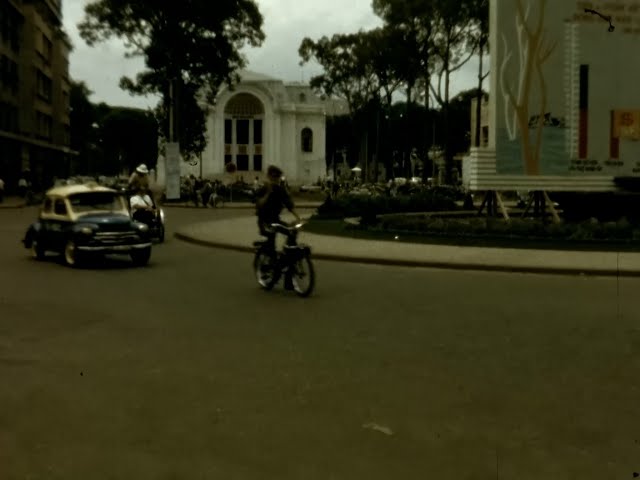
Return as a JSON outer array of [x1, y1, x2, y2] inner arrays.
[[472, 0, 640, 190]]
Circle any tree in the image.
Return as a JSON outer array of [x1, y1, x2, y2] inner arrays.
[[470, 0, 489, 148], [299, 33, 379, 118], [99, 108, 158, 175], [78, 0, 265, 160], [429, 0, 483, 182], [372, 0, 439, 181], [69, 81, 99, 175], [299, 32, 380, 176], [154, 81, 207, 161], [447, 88, 489, 155]]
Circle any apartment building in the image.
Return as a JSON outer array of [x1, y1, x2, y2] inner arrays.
[[0, 0, 73, 192]]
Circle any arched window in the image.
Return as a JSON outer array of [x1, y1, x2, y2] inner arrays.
[[224, 93, 264, 116], [301, 127, 313, 152]]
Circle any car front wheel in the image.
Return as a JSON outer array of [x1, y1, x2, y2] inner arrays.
[[64, 240, 81, 267], [130, 247, 151, 266], [31, 237, 46, 260]]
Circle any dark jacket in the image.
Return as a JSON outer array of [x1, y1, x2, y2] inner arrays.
[[255, 183, 294, 223]]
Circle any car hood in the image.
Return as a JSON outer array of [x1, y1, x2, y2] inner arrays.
[[77, 213, 133, 228]]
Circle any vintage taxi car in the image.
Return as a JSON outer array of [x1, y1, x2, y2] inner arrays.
[[22, 183, 152, 267]]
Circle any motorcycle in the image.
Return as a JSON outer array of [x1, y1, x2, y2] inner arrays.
[[253, 222, 315, 297]]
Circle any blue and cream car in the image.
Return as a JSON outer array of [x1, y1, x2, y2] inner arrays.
[[23, 183, 153, 267]]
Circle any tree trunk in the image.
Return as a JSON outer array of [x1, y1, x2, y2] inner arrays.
[[443, 41, 453, 185], [475, 38, 485, 148], [405, 82, 413, 177]]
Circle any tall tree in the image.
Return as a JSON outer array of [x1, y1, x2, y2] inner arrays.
[[78, 0, 264, 160], [69, 81, 99, 175], [299, 32, 380, 118], [428, 0, 482, 182], [372, 0, 438, 181], [100, 108, 158, 175], [470, 0, 489, 148], [299, 32, 380, 175]]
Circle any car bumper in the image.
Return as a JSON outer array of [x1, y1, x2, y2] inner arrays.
[[77, 242, 152, 253]]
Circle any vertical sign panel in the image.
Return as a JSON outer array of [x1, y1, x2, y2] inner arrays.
[[165, 142, 181, 200]]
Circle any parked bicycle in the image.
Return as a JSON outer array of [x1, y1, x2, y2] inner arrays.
[[253, 222, 315, 297]]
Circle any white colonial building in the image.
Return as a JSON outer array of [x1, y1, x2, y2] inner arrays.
[[159, 70, 347, 186]]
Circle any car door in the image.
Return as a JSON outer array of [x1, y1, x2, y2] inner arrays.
[[47, 197, 72, 252], [36, 196, 55, 249]]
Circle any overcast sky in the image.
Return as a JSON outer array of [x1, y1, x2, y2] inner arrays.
[[62, 0, 481, 109]]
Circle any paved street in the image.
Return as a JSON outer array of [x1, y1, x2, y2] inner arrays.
[[1, 206, 640, 479]]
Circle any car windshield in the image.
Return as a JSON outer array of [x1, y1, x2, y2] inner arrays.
[[68, 192, 125, 213]]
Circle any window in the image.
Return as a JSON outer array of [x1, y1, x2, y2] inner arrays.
[[54, 199, 67, 215], [36, 70, 52, 102], [0, 56, 18, 93], [299, 93, 306, 103], [62, 90, 69, 112], [224, 119, 232, 143], [41, 34, 52, 63], [237, 155, 249, 171], [0, 3, 21, 53], [301, 127, 313, 152], [68, 192, 123, 213], [36, 111, 52, 139], [224, 93, 264, 116], [43, 197, 53, 214], [0, 102, 18, 132], [236, 119, 249, 144], [253, 119, 262, 144], [63, 125, 70, 145], [253, 155, 263, 172]]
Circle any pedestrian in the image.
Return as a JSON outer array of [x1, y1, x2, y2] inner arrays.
[[192, 175, 203, 206], [129, 164, 150, 194], [201, 180, 213, 207], [18, 175, 27, 198]]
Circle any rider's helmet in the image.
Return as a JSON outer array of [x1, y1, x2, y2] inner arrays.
[[136, 164, 149, 175]]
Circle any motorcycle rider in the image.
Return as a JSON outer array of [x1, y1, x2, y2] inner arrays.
[[130, 185, 156, 224], [255, 165, 300, 253], [128, 164, 150, 194]]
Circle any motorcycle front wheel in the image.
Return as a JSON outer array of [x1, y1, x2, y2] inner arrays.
[[253, 250, 278, 291], [291, 255, 315, 297]]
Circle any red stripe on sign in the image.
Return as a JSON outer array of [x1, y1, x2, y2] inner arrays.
[[579, 109, 588, 158], [610, 110, 619, 159]]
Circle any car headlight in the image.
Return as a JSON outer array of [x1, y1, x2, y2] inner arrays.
[[80, 226, 94, 235], [137, 223, 149, 232]]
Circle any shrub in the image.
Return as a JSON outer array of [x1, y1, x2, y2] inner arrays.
[[368, 214, 640, 243], [316, 188, 459, 220]]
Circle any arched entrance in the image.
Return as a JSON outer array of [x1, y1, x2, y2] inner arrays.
[[224, 93, 265, 174]]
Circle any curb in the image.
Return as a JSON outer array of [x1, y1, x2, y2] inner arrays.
[[173, 232, 640, 278], [0, 203, 26, 209]]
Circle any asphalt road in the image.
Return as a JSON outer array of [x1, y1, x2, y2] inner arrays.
[[1, 205, 640, 480]]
